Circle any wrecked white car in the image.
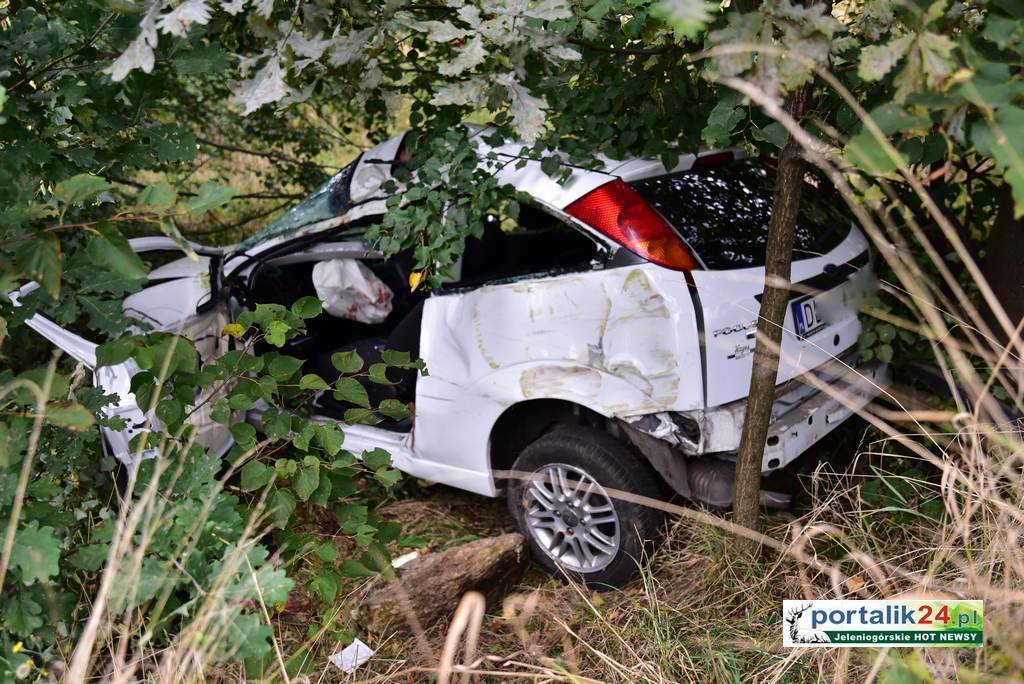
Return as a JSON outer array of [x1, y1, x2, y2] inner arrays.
[[16, 132, 890, 586]]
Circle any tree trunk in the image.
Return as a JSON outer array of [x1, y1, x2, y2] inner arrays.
[[982, 185, 1024, 342], [732, 85, 811, 551]]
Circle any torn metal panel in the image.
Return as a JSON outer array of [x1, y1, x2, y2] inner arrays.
[[617, 419, 691, 498], [10, 284, 160, 464], [408, 263, 704, 494], [672, 358, 891, 473]]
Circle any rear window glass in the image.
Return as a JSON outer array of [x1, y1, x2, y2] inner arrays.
[[629, 159, 852, 270]]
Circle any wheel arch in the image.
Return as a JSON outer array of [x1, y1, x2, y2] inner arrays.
[[488, 399, 606, 491]]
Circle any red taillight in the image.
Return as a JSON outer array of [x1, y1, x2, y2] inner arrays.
[[565, 179, 701, 271]]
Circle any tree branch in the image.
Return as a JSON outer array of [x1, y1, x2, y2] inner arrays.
[[567, 37, 676, 56], [196, 137, 338, 169], [107, 176, 305, 201]]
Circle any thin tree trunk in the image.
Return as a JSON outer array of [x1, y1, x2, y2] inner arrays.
[[732, 84, 811, 551], [982, 185, 1024, 342]]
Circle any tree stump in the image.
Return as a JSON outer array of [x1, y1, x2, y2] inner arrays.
[[355, 533, 526, 635]]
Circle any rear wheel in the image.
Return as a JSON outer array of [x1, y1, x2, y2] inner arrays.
[[506, 425, 665, 587]]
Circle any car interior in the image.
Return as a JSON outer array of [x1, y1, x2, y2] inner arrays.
[[242, 204, 604, 431]]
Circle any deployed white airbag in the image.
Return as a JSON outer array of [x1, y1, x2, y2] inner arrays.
[[312, 259, 394, 324]]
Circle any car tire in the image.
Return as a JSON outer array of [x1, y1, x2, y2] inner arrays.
[[506, 425, 665, 587]]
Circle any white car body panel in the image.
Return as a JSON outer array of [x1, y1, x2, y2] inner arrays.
[[122, 275, 211, 331], [406, 263, 703, 495], [691, 227, 872, 407]]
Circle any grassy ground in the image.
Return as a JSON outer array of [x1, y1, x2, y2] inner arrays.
[[257, 421, 938, 683]]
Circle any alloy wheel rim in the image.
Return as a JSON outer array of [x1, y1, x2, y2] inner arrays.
[[522, 463, 620, 573]]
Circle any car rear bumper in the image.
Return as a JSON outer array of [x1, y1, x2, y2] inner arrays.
[[671, 354, 892, 473]]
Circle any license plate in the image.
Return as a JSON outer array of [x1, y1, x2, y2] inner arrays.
[[792, 296, 825, 337]]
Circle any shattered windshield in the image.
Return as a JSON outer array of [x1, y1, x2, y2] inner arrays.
[[239, 157, 359, 250]]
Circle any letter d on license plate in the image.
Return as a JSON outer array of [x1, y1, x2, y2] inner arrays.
[[792, 296, 824, 337]]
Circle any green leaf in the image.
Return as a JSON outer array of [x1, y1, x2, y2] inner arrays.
[[294, 461, 320, 501], [336, 503, 367, 533], [314, 541, 338, 562], [172, 43, 230, 74], [16, 232, 61, 297], [316, 423, 345, 456], [155, 398, 184, 425], [844, 131, 906, 175], [309, 473, 333, 506], [45, 403, 95, 430], [268, 355, 303, 379], [653, 0, 715, 39], [309, 572, 339, 603], [972, 106, 1024, 216], [858, 33, 913, 82], [377, 521, 403, 544], [270, 489, 295, 528], [751, 121, 788, 149], [231, 422, 258, 447], [241, 563, 293, 605], [53, 173, 111, 205], [331, 349, 364, 374], [339, 559, 375, 578], [344, 407, 379, 424], [333, 377, 370, 408], [9, 521, 60, 585], [363, 448, 391, 471], [262, 408, 291, 439], [381, 349, 413, 366], [299, 373, 329, 391], [136, 180, 178, 212], [134, 334, 196, 374], [228, 393, 256, 411], [86, 223, 148, 280], [264, 320, 290, 347], [241, 461, 275, 491], [275, 458, 298, 477], [368, 363, 395, 385], [291, 296, 322, 319], [187, 183, 236, 213], [378, 399, 410, 421], [68, 543, 109, 571], [223, 611, 274, 662], [540, 155, 561, 176], [97, 337, 137, 367], [4, 595, 43, 635], [374, 468, 402, 487]]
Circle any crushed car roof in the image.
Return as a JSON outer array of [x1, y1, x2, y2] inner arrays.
[[236, 129, 711, 256]]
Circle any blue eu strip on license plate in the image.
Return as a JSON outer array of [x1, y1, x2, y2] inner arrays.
[[792, 296, 824, 337]]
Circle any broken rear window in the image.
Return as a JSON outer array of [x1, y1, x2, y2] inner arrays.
[[629, 159, 852, 270]]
